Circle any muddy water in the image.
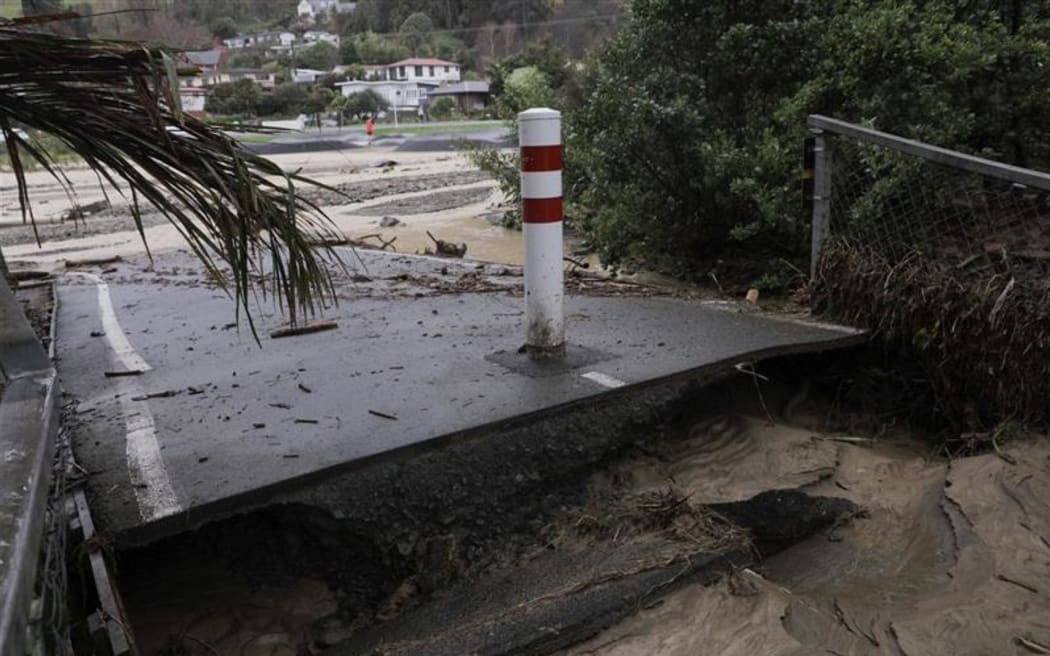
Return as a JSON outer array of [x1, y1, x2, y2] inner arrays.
[[563, 418, 1050, 656]]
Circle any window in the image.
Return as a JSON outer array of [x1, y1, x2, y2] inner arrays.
[[428, 66, 434, 77], [414, 65, 423, 77], [398, 66, 406, 78], [445, 66, 450, 73]]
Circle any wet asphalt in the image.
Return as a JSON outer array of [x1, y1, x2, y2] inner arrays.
[[55, 249, 863, 543]]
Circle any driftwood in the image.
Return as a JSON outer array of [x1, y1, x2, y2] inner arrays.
[[270, 320, 339, 339], [425, 230, 467, 258], [60, 199, 110, 223], [65, 255, 122, 268], [352, 233, 397, 251]]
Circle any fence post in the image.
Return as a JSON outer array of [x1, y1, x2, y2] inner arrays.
[[811, 129, 833, 279], [518, 108, 565, 358]]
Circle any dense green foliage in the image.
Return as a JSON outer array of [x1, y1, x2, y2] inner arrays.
[[567, 0, 1050, 282]]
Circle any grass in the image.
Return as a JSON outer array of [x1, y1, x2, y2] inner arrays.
[[373, 120, 500, 136]]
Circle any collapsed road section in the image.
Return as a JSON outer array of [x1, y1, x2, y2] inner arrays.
[[55, 248, 863, 549], [48, 248, 868, 654]]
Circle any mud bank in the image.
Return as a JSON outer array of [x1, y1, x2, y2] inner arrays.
[[562, 405, 1050, 655]]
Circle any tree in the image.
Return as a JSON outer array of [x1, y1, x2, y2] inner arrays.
[[298, 41, 339, 71], [399, 11, 433, 54], [429, 96, 456, 120], [0, 21, 340, 325], [567, 0, 1050, 279], [210, 16, 239, 40], [343, 89, 389, 117], [339, 38, 360, 64], [328, 93, 349, 126], [353, 31, 411, 64], [257, 82, 306, 117], [498, 65, 553, 117], [302, 86, 334, 128], [206, 78, 261, 116]]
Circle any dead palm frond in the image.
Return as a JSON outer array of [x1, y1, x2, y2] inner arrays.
[[0, 22, 345, 332]]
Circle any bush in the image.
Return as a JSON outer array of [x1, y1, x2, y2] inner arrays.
[[567, 0, 1050, 281], [428, 96, 457, 120]]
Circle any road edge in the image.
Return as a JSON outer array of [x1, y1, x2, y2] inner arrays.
[[0, 277, 58, 656]]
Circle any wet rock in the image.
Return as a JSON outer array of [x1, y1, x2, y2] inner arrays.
[[708, 489, 861, 555], [379, 215, 403, 228]]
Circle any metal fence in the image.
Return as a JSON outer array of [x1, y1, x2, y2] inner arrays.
[[807, 115, 1050, 425], [808, 114, 1050, 283]]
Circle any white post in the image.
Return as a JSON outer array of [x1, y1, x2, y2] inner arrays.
[[518, 108, 564, 358]]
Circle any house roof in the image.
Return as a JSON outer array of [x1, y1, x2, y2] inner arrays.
[[386, 58, 459, 68], [428, 81, 490, 95], [184, 49, 223, 68], [336, 79, 440, 88]]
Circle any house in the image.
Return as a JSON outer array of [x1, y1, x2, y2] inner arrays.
[[178, 87, 207, 117], [207, 68, 278, 89], [335, 79, 439, 111], [302, 30, 340, 47], [177, 48, 227, 91], [223, 31, 295, 50], [292, 68, 329, 84], [181, 48, 226, 75], [426, 81, 491, 112], [298, 0, 357, 22], [367, 58, 461, 84]]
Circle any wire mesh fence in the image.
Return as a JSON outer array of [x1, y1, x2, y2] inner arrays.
[[809, 115, 1050, 427], [28, 426, 74, 656], [828, 139, 1050, 284]]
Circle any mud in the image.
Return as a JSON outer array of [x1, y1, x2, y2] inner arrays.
[[561, 408, 1050, 655], [0, 171, 492, 249]]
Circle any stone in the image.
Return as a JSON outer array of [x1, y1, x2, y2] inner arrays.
[[380, 216, 402, 228]]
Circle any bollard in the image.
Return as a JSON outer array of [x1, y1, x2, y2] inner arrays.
[[518, 108, 564, 358]]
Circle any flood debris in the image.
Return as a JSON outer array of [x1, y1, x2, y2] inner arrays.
[[65, 254, 122, 268], [269, 319, 339, 339], [130, 389, 179, 401], [425, 230, 467, 258]]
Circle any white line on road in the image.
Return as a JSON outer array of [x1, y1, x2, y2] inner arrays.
[[71, 272, 181, 522], [581, 371, 627, 389], [72, 273, 151, 373]]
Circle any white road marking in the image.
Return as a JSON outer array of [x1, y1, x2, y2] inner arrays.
[[581, 371, 627, 389], [71, 272, 181, 522]]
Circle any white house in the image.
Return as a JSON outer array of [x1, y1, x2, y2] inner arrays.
[[292, 68, 329, 84], [178, 87, 207, 116], [298, 0, 356, 22], [302, 30, 340, 47], [223, 31, 295, 50], [335, 79, 439, 111], [367, 58, 461, 84]]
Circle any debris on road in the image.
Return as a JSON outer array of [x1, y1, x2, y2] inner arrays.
[[270, 320, 339, 339], [379, 216, 403, 228], [130, 390, 179, 401], [65, 255, 122, 268], [368, 409, 398, 421], [426, 230, 467, 258]]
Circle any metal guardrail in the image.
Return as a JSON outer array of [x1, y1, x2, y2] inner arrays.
[[0, 278, 59, 656], [806, 114, 1050, 274]]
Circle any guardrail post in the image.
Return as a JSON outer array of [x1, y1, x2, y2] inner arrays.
[[518, 108, 565, 358], [811, 129, 833, 278]]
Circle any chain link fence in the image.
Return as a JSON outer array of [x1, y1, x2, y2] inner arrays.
[[30, 425, 74, 656], [808, 115, 1050, 427]]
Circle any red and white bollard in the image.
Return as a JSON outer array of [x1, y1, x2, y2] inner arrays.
[[519, 108, 564, 358]]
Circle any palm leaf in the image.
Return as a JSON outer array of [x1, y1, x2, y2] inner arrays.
[[0, 24, 346, 332]]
